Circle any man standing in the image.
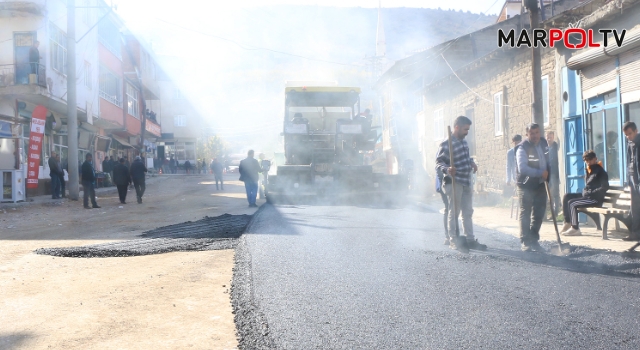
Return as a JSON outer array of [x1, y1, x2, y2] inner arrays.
[[102, 155, 111, 175], [48, 151, 61, 199], [81, 153, 100, 209], [108, 156, 116, 182], [29, 40, 40, 75], [515, 123, 549, 252], [239, 150, 262, 208], [546, 131, 561, 219], [184, 159, 192, 174], [56, 153, 66, 198], [113, 158, 131, 204], [435, 116, 483, 252], [210, 158, 224, 190], [506, 134, 522, 186], [129, 156, 148, 204], [623, 121, 640, 241], [169, 156, 177, 174]]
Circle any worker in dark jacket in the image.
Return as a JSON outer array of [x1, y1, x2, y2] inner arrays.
[[560, 150, 609, 236], [515, 123, 549, 252], [112, 158, 131, 204], [81, 153, 100, 209], [129, 156, 148, 204], [624, 121, 640, 241], [48, 151, 61, 199], [210, 158, 224, 190], [239, 150, 262, 207]]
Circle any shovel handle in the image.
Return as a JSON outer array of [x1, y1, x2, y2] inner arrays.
[[544, 181, 564, 246]]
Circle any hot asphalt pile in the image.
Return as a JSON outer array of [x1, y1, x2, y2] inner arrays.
[[35, 214, 252, 258]]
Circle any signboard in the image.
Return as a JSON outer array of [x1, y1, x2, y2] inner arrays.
[[26, 106, 47, 189], [145, 121, 161, 137], [284, 123, 308, 134]]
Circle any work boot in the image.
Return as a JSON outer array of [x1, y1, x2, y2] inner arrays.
[[466, 238, 487, 251], [521, 243, 533, 252], [530, 241, 546, 253], [449, 236, 469, 253], [560, 222, 571, 233], [562, 227, 582, 236]]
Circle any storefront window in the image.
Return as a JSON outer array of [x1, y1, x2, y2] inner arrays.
[[626, 102, 640, 126]]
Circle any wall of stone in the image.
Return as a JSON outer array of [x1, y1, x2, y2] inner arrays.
[[421, 48, 559, 194]]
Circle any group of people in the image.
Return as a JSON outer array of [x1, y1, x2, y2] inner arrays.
[[81, 154, 148, 209], [435, 116, 640, 254]]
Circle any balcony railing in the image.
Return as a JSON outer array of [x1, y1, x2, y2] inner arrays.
[[0, 63, 47, 88]]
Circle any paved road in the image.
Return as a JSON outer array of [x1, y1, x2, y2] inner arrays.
[[234, 203, 640, 349]]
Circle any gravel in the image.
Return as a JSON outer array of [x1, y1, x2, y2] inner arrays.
[[35, 214, 252, 258]]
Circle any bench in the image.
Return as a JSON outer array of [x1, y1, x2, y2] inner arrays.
[[577, 185, 631, 240]]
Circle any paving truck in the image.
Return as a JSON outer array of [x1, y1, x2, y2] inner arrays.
[[265, 85, 406, 204]]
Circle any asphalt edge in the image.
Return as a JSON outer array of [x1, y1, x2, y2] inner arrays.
[[231, 204, 277, 350]]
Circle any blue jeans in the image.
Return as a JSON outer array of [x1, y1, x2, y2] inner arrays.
[[244, 181, 258, 205], [50, 173, 60, 198]]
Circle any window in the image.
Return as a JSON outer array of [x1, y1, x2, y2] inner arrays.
[[98, 18, 122, 59], [494, 92, 503, 136], [99, 65, 122, 107], [84, 61, 92, 89], [434, 109, 444, 140], [542, 76, 549, 125], [174, 88, 184, 99], [49, 22, 67, 75], [626, 102, 640, 125], [126, 83, 139, 118], [174, 115, 186, 127]]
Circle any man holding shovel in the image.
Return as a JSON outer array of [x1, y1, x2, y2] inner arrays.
[[435, 116, 485, 252], [515, 123, 550, 252]]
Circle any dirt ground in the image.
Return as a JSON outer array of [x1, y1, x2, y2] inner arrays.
[[0, 174, 260, 349]]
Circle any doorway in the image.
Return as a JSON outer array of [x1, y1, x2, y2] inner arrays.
[[13, 32, 36, 85]]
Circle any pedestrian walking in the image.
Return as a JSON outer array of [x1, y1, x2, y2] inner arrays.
[[113, 158, 131, 204], [560, 150, 609, 236], [48, 151, 61, 199], [623, 121, 640, 241], [56, 153, 66, 198], [546, 131, 561, 219], [506, 134, 522, 187], [81, 153, 100, 209], [239, 150, 262, 207], [210, 158, 224, 190], [129, 156, 148, 204], [515, 123, 549, 252], [435, 116, 484, 252]]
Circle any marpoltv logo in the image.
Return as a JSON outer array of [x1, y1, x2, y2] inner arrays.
[[498, 22, 627, 49]]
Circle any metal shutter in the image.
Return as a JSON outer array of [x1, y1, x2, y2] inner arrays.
[[620, 46, 640, 95], [580, 58, 617, 91]]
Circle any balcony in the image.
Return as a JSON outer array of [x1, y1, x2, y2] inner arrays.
[[0, 63, 46, 88]]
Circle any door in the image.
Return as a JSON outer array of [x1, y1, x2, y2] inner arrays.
[[13, 32, 36, 85], [562, 67, 585, 193]]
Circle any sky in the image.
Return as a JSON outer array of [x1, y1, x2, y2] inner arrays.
[[110, 0, 504, 152]]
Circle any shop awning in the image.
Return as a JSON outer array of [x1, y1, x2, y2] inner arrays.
[[112, 134, 134, 148]]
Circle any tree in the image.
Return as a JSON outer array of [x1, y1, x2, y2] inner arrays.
[[197, 135, 227, 165]]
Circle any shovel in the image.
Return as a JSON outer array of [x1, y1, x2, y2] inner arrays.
[[544, 181, 572, 255]]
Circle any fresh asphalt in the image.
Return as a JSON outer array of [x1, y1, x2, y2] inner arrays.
[[233, 202, 640, 349]]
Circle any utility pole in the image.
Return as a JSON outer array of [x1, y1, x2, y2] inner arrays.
[[67, 0, 79, 200], [524, 0, 544, 130]]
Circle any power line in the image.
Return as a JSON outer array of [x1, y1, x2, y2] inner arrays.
[[154, 18, 365, 68], [440, 53, 531, 108]]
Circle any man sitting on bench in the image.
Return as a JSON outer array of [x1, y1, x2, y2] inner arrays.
[[560, 150, 609, 236]]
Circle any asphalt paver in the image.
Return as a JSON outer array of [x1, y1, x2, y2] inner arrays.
[[233, 203, 640, 349]]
